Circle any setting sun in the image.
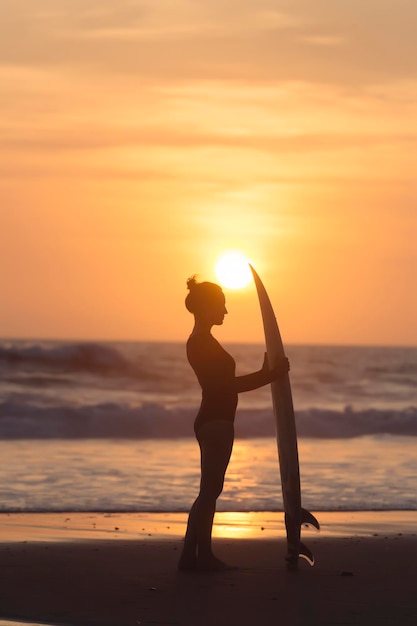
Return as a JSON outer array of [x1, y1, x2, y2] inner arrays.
[[214, 251, 253, 290]]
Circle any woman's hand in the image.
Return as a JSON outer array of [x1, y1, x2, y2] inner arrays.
[[236, 353, 290, 393], [262, 353, 290, 382]]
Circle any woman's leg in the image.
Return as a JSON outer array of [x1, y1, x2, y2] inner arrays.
[[196, 421, 234, 564], [178, 421, 234, 570]]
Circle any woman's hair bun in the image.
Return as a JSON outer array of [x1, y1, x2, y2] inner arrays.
[[186, 275, 198, 291], [185, 276, 223, 313]]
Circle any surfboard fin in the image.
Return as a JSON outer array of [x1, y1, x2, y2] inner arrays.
[[301, 507, 320, 530], [299, 542, 315, 566], [285, 542, 315, 569]]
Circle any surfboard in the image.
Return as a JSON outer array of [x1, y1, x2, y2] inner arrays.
[[249, 264, 319, 569]]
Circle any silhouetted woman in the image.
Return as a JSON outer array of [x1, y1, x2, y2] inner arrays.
[[178, 276, 289, 571]]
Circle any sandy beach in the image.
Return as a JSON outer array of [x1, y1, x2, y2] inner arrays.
[[1, 511, 416, 626]]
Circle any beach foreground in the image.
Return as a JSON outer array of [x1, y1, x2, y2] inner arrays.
[[1, 512, 416, 626]]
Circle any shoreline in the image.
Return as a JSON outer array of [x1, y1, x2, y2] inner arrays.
[[1, 512, 416, 626], [1, 510, 416, 543]]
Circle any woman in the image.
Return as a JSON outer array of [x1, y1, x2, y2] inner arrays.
[[178, 276, 289, 571]]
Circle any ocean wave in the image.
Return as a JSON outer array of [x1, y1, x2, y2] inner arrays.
[[0, 342, 135, 376], [0, 401, 416, 439]]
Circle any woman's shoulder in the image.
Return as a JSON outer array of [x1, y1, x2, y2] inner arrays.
[[187, 332, 215, 347], [187, 332, 219, 357]]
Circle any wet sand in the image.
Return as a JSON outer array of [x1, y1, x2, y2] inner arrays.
[[1, 511, 416, 626]]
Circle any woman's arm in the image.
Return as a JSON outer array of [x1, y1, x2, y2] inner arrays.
[[235, 354, 289, 393]]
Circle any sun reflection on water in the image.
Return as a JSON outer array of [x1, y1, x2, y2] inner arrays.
[[212, 511, 285, 539]]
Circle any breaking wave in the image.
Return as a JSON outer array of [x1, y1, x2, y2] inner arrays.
[[0, 342, 134, 376], [0, 401, 416, 439], [1, 340, 416, 439]]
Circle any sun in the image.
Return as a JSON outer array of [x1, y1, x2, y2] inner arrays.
[[214, 251, 253, 289]]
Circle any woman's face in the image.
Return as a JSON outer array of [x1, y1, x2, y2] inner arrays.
[[206, 293, 228, 325]]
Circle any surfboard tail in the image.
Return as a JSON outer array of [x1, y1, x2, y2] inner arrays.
[[299, 542, 315, 566], [301, 507, 320, 530], [286, 540, 315, 570], [285, 508, 320, 569], [285, 542, 315, 570], [298, 509, 320, 567]]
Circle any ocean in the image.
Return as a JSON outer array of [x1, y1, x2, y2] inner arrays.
[[0, 340, 416, 513]]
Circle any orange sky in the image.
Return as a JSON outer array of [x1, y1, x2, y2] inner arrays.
[[1, 0, 416, 346]]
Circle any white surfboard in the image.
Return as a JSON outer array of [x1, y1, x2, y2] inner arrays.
[[250, 265, 319, 569]]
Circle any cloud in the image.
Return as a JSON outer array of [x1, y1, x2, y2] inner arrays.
[[1, 1, 416, 190], [3, 126, 416, 154], [1, 0, 416, 86]]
